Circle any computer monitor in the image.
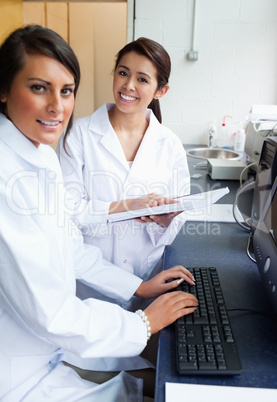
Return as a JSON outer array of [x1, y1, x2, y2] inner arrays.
[[250, 137, 277, 233], [253, 176, 277, 313]]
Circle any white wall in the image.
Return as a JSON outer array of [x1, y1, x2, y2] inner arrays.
[[134, 0, 277, 145]]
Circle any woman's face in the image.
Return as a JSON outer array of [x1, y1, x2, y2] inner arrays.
[[1, 53, 75, 148], [113, 51, 167, 116]]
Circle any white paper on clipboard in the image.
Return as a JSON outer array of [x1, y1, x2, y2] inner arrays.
[[107, 187, 230, 223]]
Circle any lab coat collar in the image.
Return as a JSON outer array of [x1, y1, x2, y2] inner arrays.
[[0, 113, 55, 169], [87, 103, 129, 169], [86, 103, 167, 171], [145, 108, 168, 141], [88, 103, 114, 136], [87, 103, 167, 141]]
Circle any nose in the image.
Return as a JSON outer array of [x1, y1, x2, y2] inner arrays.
[[47, 92, 63, 114], [123, 76, 135, 92]]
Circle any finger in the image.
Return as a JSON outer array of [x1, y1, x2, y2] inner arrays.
[[169, 291, 198, 307], [159, 280, 197, 298], [148, 194, 169, 205], [171, 266, 195, 283], [163, 197, 179, 205], [149, 200, 158, 207], [162, 268, 195, 286], [140, 216, 155, 222], [155, 197, 165, 206], [172, 276, 195, 287], [149, 214, 169, 220], [175, 306, 198, 320], [134, 218, 146, 223], [149, 199, 165, 207], [134, 218, 154, 224], [149, 215, 169, 228], [162, 275, 195, 288]]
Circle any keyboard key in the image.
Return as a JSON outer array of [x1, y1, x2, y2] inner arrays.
[[179, 362, 198, 370], [199, 361, 217, 370], [194, 316, 209, 324]]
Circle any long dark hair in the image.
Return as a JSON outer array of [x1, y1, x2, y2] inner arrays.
[[0, 24, 80, 144], [114, 37, 171, 123]]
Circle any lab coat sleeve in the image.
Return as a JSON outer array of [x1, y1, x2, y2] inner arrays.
[[0, 170, 147, 359], [73, 230, 143, 302], [145, 138, 191, 248], [57, 132, 111, 225]]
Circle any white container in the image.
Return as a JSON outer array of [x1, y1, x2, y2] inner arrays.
[[234, 128, 246, 152], [218, 124, 234, 148]]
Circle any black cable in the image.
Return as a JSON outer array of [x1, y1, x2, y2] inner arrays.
[[232, 180, 255, 232]]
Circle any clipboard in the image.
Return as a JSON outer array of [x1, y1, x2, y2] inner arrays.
[[107, 187, 230, 223]]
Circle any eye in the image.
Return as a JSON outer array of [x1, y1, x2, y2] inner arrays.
[[119, 70, 128, 77], [138, 77, 148, 84], [31, 84, 46, 93], [61, 88, 74, 96]]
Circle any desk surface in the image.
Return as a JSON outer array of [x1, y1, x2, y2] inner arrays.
[[155, 150, 277, 402]]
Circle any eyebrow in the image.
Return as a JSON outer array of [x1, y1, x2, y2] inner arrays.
[[28, 78, 75, 87], [118, 65, 152, 80]]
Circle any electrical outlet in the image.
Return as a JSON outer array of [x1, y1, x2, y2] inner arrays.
[[187, 50, 198, 61]]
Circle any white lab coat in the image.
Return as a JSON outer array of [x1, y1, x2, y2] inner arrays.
[[58, 103, 190, 310], [0, 114, 147, 401]]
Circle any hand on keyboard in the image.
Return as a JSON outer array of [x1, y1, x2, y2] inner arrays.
[[135, 265, 195, 299], [144, 290, 198, 335]]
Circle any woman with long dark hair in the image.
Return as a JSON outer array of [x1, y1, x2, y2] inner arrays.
[[0, 27, 197, 401], [58, 38, 192, 378], [58, 37, 191, 305]]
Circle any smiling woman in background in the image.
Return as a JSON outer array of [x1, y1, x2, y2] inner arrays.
[[57, 37, 192, 381], [0, 25, 198, 401], [58, 38, 191, 312]]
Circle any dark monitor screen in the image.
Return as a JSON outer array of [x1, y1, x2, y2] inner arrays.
[[264, 184, 277, 246], [251, 137, 277, 232], [253, 177, 277, 312]]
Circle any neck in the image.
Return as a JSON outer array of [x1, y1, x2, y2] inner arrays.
[[109, 106, 148, 135], [108, 106, 150, 161]]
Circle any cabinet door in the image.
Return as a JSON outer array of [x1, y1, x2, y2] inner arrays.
[[23, 2, 45, 27], [23, 2, 67, 40], [69, 3, 95, 117], [46, 2, 68, 43], [23, 2, 94, 118]]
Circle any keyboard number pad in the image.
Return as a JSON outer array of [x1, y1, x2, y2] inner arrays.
[[178, 343, 227, 371], [177, 325, 228, 371]]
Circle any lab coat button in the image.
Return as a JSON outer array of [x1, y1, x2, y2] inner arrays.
[[124, 259, 127, 263]]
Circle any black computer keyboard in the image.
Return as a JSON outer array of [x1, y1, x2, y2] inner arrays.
[[175, 267, 242, 375]]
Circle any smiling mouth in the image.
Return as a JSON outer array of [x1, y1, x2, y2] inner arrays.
[[120, 92, 138, 101], [37, 120, 61, 127]]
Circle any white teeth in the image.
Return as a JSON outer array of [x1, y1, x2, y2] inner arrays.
[[39, 120, 60, 126], [120, 93, 136, 101]]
